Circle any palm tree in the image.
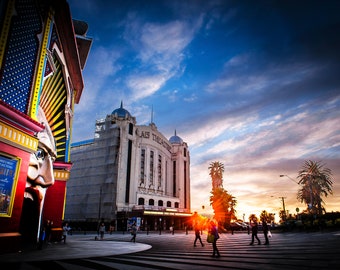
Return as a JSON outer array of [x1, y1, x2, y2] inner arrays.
[[208, 161, 237, 228], [297, 160, 333, 215], [210, 187, 236, 227], [209, 161, 224, 189]]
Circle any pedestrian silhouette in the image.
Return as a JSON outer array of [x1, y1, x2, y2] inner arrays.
[[249, 217, 261, 245], [262, 218, 269, 245], [193, 225, 204, 247], [62, 222, 70, 244], [45, 220, 53, 244], [170, 223, 175, 235], [209, 220, 220, 257], [99, 223, 105, 240], [130, 222, 137, 243]]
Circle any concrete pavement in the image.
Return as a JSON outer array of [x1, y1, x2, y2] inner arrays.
[[0, 232, 151, 262]]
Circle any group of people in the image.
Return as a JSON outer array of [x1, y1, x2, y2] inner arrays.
[[193, 219, 221, 257], [193, 215, 271, 258], [192, 212, 220, 257], [60, 216, 269, 258], [249, 217, 270, 246], [38, 219, 54, 249]]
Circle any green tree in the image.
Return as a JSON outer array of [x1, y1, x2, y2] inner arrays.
[[210, 187, 236, 228], [279, 210, 286, 223], [297, 160, 333, 215], [208, 161, 237, 228], [260, 210, 275, 224]]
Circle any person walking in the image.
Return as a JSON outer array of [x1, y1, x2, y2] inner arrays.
[[249, 217, 261, 245], [99, 222, 105, 240], [130, 222, 137, 243], [158, 223, 162, 235], [62, 222, 70, 244], [193, 224, 204, 247], [262, 218, 270, 245], [209, 220, 220, 257], [170, 223, 175, 235], [45, 220, 53, 244], [38, 224, 46, 250]]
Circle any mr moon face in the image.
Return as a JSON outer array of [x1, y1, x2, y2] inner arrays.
[[26, 107, 57, 201]]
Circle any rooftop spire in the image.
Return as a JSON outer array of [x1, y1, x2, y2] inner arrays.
[[151, 105, 154, 123]]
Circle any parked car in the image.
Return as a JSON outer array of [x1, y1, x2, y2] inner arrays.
[[230, 221, 248, 231]]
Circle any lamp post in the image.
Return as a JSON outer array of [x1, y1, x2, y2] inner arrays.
[[280, 196, 286, 221]]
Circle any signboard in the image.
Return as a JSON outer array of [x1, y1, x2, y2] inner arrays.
[[0, 154, 20, 217]]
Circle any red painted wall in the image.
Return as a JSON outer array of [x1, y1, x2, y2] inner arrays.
[[43, 180, 66, 229]]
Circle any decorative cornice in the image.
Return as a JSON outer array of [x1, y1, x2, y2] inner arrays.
[[0, 120, 39, 152], [54, 169, 70, 181], [54, 161, 72, 171], [0, 100, 44, 134]]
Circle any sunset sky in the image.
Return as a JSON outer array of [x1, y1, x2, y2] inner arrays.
[[67, 0, 340, 222]]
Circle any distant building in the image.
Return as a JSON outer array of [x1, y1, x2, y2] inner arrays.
[[65, 103, 191, 231]]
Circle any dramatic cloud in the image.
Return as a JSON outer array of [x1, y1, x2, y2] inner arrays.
[[69, 0, 340, 220]]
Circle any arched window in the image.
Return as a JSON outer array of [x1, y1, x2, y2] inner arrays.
[[167, 201, 171, 207], [149, 199, 154, 206], [175, 202, 179, 208], [138, 198, 145, 205], [158, 200, 163, 206]]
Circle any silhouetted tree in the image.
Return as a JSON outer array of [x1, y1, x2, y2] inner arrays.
[[210, 187, 236, 228], [297, 160, 333, 215], [209, 161, 224, 189], [260, 210, 275, 224], [208, 161, 236, 228]]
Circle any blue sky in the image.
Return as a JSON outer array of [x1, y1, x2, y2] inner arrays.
[[68, 0, 340, 221]]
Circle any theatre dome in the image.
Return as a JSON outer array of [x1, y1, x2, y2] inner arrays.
[[169, 130, 183, 144], [112, 101, 131, 118]]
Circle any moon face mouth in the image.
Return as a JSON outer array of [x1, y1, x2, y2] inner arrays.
[[24, 185, 44, 202]]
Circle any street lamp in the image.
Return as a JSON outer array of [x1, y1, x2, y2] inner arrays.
[[279, 174, 299, 185]]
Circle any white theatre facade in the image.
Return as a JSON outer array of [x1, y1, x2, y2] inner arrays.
[[64, 103, 191, 231]]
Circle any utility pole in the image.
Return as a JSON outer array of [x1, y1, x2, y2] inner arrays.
[[279, 197, 286, 221]]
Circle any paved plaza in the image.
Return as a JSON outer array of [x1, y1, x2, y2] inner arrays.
[[1, 230, 340, 269]]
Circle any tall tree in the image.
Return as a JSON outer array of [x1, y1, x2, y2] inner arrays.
[[260, 210, 275, 224], [297, 160, 333, 215], [208, 161, 236, 228], [209, 161, 224, 189], [210, 187, 236, 227]]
